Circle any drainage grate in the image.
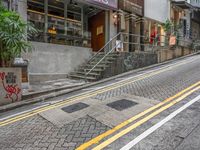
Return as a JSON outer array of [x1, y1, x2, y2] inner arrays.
[[62, 102, 89, 113], [107, 99, 138, 111]]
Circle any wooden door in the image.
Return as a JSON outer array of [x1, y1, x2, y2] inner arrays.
[[89, 11, 105, 52]]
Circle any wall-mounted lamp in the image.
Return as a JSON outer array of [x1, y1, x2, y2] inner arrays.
[[113, 13, 118, 26], [113, 14, 118, 19]]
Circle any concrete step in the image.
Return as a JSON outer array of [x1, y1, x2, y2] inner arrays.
[[89, 61, 113, 64], [93, 57, 117, 62], [84, 64, 109, 68], [79, 68, 104, 72], [71, 71, 101, 76], [99, 53, 119, 57], [69, 74, 96, 81], [105, 57, 117, 61]]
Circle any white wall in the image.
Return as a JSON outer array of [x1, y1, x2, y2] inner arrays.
[[144, 0, 170, 23]]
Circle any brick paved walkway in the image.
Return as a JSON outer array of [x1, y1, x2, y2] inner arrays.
[[0, 115, 110, 150]]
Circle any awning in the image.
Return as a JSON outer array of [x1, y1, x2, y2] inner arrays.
[[172, 1, 193, 9]]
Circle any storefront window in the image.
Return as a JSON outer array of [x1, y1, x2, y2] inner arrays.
[[27, 0, 45, 42], [27, 0, 108, 47]]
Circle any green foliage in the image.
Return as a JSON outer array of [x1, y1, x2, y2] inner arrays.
[[162, 19, 172, 33], [0, 3, 37, 67]]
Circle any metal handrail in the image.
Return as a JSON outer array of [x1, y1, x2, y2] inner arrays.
[[87, 32, 121, 64], [85, 41, 122, 76], [84, 32, 195, 80], [85, 33, 160, 78], [85, 33, 155, 78]]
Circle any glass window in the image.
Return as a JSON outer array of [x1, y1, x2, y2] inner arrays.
[[48, 0, 65, 34], [27, 0, 93, 47], [27, 0, 45, 42], [67, 4, 82, 37]]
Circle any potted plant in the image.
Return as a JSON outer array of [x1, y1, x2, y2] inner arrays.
[[0, 3, 36, 104]]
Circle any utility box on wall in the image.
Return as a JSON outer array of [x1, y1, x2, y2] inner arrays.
[[0, 68, 22, 106]]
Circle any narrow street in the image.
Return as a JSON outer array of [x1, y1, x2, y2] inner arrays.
[[0, 54, 200, 150]]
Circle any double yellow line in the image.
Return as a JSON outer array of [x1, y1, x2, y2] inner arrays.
[[77, 81, 200, 150], [0, 60, 194, 127]]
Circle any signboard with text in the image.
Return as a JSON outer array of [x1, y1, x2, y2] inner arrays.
[[86, 0, 118, 9]]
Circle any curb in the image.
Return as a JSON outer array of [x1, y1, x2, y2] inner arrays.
[[0, 52, 199, 113]]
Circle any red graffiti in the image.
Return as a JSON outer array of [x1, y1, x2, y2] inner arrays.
[[0, 72, 21, 102]]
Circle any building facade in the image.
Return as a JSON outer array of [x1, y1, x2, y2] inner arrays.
[[171, 0, 200, 40], [4, 0, 122, 82], [27, 0, 118, 51], [144, 0, 171, 46]]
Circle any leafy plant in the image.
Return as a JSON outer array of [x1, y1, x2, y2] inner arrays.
[[0, 3, 37, 67], [162, 19, 172, 34]]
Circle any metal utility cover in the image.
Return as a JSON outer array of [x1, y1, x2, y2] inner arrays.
[[107, 99, 138, 111], [62, 102, 89, 113]]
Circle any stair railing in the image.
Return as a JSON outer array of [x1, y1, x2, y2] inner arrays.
[[84, 32, 194, 80], [84, 32, 159, 80], [87, 32, 122, 64], [85, 40, 122, 77]]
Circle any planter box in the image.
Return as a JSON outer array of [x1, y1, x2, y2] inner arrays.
[[0, 68, 22, 106]]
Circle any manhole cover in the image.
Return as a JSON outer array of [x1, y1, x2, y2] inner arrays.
[[107, 99, 138, 111], [62, 102, 89, 113]]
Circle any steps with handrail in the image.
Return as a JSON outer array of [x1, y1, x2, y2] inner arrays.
[[69, 32, 193, 81]]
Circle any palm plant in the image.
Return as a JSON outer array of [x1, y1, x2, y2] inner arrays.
[[0, 3, 37, 67]]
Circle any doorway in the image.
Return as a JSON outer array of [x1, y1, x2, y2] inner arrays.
[[89, 11, 105, 52]]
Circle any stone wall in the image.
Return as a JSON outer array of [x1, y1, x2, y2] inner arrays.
[[22, 42, 92, 83], [103, 52, 158, 78], [157, 47, 193, 63], [0, 68, 22, 106]]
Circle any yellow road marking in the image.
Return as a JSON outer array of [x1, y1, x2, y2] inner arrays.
[[92, 85, 200, 150], [0, 60, 194, 127], [76, 81, 200, 150]]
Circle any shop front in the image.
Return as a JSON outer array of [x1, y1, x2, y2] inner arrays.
[[27, 0, 118, 51], [143, 19, 165, 46], [144, 0, 170, 47]]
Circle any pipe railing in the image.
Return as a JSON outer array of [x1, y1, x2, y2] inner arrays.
[[85, 41, 122, 77], [86, 32, 121, 64], [84, 32, 195, 80]]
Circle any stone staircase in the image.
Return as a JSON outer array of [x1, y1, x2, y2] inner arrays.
[[69, 52, 119, 81]]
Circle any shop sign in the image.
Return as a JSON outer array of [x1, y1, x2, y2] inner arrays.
[[48, 29, 57, 35], [169, 36, 176, 46], [86, 0, 118, 9]]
